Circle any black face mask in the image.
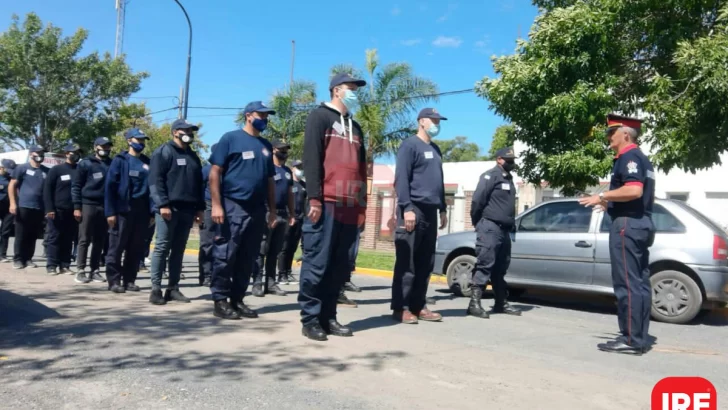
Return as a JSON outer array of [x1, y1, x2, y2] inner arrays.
[[69, 153, 80, 163], [275, 151, 288, 161], [97, 149, 109, 158], [502, 160, 516, 172]]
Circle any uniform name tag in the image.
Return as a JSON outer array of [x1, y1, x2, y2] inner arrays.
[[129, 170, 140, 177], [93, 172, 103, 179], [0, 185, 4, 190], [424, 151, 434, 159], [502, 183, 510, 190], [60, 175, 71, 181], [274, 174, 281, 181], [177, 158, 187, 166], [242, 151, 255, 160], [26, 169, 35, 176]]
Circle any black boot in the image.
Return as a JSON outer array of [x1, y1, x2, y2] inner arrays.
[[491, 302, 522, 316], [232, 299, 259, 318], [324, 319, 353, 337], [213, 300, 241, 320], [302, 323, 328, 341], [149, 289, 166, 305], [466, 286, 489, 318]]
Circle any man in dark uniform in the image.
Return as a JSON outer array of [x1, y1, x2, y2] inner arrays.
[[299, 72, 368, 341], [336, 226, 362, 307], [8, 145, 49, 270], [105, 128, 153, 293], [209, 101, 277, 320], [467, 147, 522, 318], [149, 118, 205, 305], [277, 159, 306, 285], [391, 107, 448, 324], [0, 159, 17, 263], [579, 114, 655, 356], [252, 140, 295, 297], [72, 137, 113, 283], [198, 143, 217, 287], [44, 143, 81, 276]]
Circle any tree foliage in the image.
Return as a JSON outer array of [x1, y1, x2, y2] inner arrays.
[[332, 49, 439, 162], [435, 136, 488, 162], [478, 0, 728, 194], [0, 13, 148, 152], [487, 125, 516, 159]]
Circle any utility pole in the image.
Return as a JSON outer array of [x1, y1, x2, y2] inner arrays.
[[173, 0, 193, 119], [290, 40, 296, 87], [114, 0, 127, 58], [177, 86, 184, 119]]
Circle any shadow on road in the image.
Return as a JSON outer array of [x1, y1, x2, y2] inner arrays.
[[0, 288, 62, 327]]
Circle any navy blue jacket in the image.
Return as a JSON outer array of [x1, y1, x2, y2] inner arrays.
[[201, 163, 211, 202], [72, 155, 111, 210], [104, 151, 153, 217]]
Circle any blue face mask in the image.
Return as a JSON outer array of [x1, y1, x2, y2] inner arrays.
[[252, 118, 268, 132], [129, 141, 145, 153], [426, 123, 441, 137], [340, 89, 359, 112]]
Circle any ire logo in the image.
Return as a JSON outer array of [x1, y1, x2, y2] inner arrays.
[[651, 377, 717, 410]]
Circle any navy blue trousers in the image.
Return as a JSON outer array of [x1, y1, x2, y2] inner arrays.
[[210, 199, 265, 302], [106, 198, 150, 287], [46, 209, 77, 270], [609, 215, 653, 349], [472, 219, 512, 304], [298, 202, 360, 326]]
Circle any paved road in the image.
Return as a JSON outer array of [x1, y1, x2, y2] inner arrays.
[[1, 245, 726, 409]]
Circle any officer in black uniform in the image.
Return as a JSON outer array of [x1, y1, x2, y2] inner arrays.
[[277, 159, 305, 285], [0, 159, 17, 263], [579, 114, 655, 355], [467, 147, 522, 318], [44, 143, 81, 276], [252, 140, 295, 297]]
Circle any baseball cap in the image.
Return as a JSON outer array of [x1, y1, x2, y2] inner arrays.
[[329, 72, 366, 90], [94, 137, 112, 146], [28, 144, 45, 153], [495, 147, 516, 159], [243, 101, 276, 115], [171, 118, 199, 131], [290, 159, 302, 168], [272, 140, 290, 150], [124, 128, 149, 140], [1, 159, 17, 170], [64, 143, 82, 152], [417, 108, 448, 120]]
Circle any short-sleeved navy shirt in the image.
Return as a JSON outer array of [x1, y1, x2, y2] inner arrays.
[[209, 129, 275, 207], [273, 164, 293, 212], [128, 155, 150, 199], [607, 144, 655, 218], [12, 163, 49, 210]]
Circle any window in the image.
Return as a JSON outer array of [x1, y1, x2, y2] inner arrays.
[[667, 192, 689, 202], [518, 201, 592, 233], [706, 192, 728, 199], [599, 204, 685, 233]]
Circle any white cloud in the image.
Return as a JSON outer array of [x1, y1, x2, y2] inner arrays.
[[391, 6, 401, 16], [400, 38, 422, 46], [432, 36, 462, 48]]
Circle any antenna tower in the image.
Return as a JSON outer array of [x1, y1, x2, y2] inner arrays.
[[115, 0, 128, 58]]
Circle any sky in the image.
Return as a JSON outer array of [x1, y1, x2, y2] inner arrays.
[[0, 0, 539, 160]]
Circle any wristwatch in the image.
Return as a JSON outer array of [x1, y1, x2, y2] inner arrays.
[[599, 192, 605, 200]]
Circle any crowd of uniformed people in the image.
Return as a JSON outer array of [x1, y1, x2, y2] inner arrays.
[[0, 72, 655, 353]]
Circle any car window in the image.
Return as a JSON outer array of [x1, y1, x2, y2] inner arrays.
[[518, 201, 592, 233], [599, 204, 685, 233]]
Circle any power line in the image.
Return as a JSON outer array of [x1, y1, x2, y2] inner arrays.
[[147, 107, 180, 116], [128, 95, 179, 100]]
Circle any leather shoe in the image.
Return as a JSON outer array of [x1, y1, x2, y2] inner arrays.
[[324, 319, 353, 337], [233, 300, 259, 318], [302, 323, 328, 341], [344, 281, 362, 293], [417, 308, 443, 322], [597, 340, 644, 356], [491, 303, 522, 316], [213, 300, 241, 320], [393, 310, 418, 324]]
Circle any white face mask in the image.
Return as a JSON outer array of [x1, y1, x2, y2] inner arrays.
[[179, 133, 193, 144], [294, 169, 304, 178]]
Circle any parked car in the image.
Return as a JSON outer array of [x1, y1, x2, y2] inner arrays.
[[433, 198, 728, 325]]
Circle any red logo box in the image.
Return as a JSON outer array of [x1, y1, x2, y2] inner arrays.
[[652, 377, 717, 410]]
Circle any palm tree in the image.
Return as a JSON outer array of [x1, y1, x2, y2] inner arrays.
[[331, 49, 439, 164], [235, 80, 317, 159]]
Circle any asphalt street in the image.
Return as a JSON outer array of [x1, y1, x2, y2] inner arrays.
[[1, 243, 726, 410]]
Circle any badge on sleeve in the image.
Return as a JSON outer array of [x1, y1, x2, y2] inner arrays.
[[627, 161, 638, 174], [285, 172, 291, 179], [484, 175, 491, 180]]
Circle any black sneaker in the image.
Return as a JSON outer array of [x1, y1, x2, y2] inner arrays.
[[124, 282, 141, 292], [337, 290, 358, 308], [344, 281, 361, 293], [202, 276, 212, 287], [46, 267, 59, 276], [149, 289, 166, 305], [213, 300, 241, 320], [277, 273, 289, 285], [164, 288, 190, 303], [13, 261, 25, 270], [90, 270, 105, 283], [74, 271, 91, 283], [59, 267, 74, 275], [267, 283, 286, 296], [252, 283, 264, 297], [286, 273, 299, 284], [110, 284, 126, 294], [0, 257, 12, 263], [26, 260, 38, 268]]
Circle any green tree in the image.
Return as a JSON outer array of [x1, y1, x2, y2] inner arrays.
[[0, 13, 148, 151], [331, 49, 439, 163], [477, 0, 728, 194], [235, 80, 317, 160], [487, 124, 516, 159], [435, 136, 488, 162]]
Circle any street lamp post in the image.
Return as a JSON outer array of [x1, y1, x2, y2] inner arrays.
[[173, 0, 192, 119]]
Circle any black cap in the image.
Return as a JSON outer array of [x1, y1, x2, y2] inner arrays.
[[272, 140, 290, 150], [417, 107, 448, 120], [64, 143, 82, 152], [124, 128, 149, 140], [28, 144, 44, 153], [94, 137, 112, 146], [243, 101, 276, 115], [495, 147, 516, 159], [171, 118, 199, 131], [290, 159, 302, 168], [1, 159, 16, 170], [329, 72, 367, 90]]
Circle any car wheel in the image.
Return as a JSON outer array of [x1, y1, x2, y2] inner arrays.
[[446, 255, 476, 297], [650, 270, 703, 325]]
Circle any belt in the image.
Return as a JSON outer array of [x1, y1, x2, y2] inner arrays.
[[485, 219, 512, 230]]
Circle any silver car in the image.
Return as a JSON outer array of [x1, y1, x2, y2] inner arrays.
[[433, 198, 728, 324]]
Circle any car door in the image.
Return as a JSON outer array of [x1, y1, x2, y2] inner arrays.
[[510, 200, 596, 285]]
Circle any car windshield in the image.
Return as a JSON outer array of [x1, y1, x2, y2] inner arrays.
[[670, 200, 728, 236]]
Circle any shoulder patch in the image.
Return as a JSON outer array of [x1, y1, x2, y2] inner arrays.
[[627, 161, 638, 174], [484, 174, 491, 180]]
